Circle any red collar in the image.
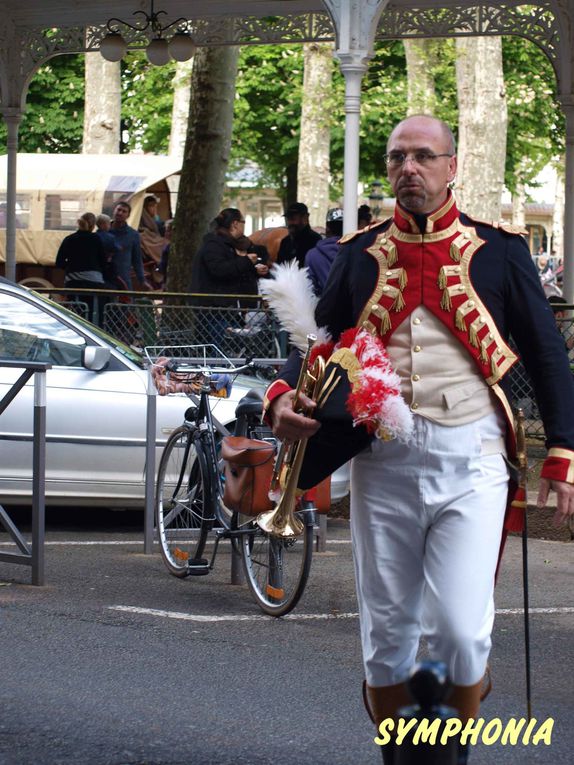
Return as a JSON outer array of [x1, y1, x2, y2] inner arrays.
[[394, 191, 458, 235]]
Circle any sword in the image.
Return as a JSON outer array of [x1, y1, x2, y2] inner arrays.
[[515, 408, 532, 721]]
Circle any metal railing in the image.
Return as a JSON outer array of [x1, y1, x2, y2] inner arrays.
[[508, 306, 574, 439], [0, 360, 50, 585]]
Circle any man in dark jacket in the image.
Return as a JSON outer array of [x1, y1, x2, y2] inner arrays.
[[276, 202, 321, 268], [304, 208, 343, 295]]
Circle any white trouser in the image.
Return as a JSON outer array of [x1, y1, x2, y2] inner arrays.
[[350, 412, 509, 688]]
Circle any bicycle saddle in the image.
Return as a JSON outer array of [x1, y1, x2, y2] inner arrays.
[[234, 388, 264, 418]]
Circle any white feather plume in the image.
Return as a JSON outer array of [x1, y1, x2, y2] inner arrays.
[[259, 261, 331, 352]]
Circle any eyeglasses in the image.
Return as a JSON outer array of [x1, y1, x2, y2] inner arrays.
[[384, 151, 454, 169]]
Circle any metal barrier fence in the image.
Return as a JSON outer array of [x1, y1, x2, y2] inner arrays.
[[0, 360, 50, 585], [37, 288, 574, 440], [506, 306, 574, 439]]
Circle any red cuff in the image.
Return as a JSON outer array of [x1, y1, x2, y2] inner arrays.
[[262, 379, 293, 425], [540, 448, 574, 484]]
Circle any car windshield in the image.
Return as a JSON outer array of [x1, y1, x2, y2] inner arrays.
[[30, 290, 145, 367]]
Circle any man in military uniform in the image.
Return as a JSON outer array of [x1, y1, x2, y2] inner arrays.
[[265, 116, 574, 764]]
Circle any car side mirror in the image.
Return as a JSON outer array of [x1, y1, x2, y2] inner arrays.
[[82, 346, 111, 371]]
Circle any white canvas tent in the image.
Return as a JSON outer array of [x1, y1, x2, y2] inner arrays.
[[0, 153, 181, 270]]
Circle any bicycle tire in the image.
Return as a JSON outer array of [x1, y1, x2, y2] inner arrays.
[[156, 426, 211, 577], [237, 511, 314, 616]]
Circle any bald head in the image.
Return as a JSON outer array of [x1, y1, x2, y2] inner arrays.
[[385, 115, 458, 214], [387, 115, 456, 155]]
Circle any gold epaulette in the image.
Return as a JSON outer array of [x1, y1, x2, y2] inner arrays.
[[467, 216, 528, 236], [338, 218, 390, 245]]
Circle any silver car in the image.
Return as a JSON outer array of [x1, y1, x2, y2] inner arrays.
[[0, 280, 350, 508]]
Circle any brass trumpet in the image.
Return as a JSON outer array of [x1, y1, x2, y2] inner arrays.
[[257, 334, 325, 538]]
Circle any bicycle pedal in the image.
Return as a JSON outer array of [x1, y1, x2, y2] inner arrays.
[[187, 558, 210, 576]]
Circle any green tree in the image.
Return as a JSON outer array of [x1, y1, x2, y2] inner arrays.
[[502, 36, 564, 195], [0, 54, 85, 152], [120, 52, 176, 153], [231, 45, 305, 203]]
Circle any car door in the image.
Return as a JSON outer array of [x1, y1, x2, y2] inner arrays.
[[0, 288, 152, 505]]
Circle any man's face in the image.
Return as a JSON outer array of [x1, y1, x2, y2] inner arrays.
[[113, 204, 130, 225], [386, 117, 457, 214], [285, 213, 307, 234]]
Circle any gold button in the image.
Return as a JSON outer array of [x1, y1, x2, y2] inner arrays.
[[411, 402, 419, 411], [386, 270, 393, 276], [479, 316, 486, 324], [455, 266, 461, 273], [371, 304, 379, 312], [380, 237, 387, 245], [467, 300, 475, 308], [464, 232, 472, 240], [414, 345, 422, 352], [412, 374, 420, 382], [382, 285, 390, 292], [489, 333, 494, 340], [413, 317, 421, 325]]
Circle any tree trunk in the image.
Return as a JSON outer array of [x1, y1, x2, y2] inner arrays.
[[404, 39, 437, 115], [552, 160, 565, 261], [82, 43, 121, 154], [297, 42, 334, 228], [168, 59, 194, 158], [454, 37, 507, 220], [168, 45, 240, 292]]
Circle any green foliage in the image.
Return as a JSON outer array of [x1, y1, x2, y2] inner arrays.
[[120, 52, 177, 153], [231, 46, 305, 191], [502, 36, 564, 194], [0, 54, 85, 153]]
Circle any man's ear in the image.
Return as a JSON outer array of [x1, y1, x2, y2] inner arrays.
[[447, 155, 458, 184]]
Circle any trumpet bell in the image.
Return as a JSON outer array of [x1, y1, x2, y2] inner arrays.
[[257, 504, 304, 538]]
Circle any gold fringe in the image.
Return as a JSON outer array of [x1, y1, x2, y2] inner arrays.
[[469, 323, 479, 348], [380, 309, 392, 335], [455, 308, 467, 332], [491, 356, 499, 378], [398, 269, 407, 290], [480, 345, 489, 364], [391, 291, 405, 312], [386, 243, 398, 267], [450, 242, 461, 262], [440, 288, 452, 311], [438, 267, 448, 290]]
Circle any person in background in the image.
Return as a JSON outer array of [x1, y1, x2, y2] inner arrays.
[[304, 208, 344, 296], [139, 194, 165, 237], [109, 201, 150, 291], [358, 204, 373, 229], [190, 208, 266, 346], [95, 213, 120, 285], [276, 202, 322, 268], [56, 212, 106, 322]]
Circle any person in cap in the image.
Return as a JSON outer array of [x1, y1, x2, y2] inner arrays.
[[304, 208, 343, 296], [276, 201, 321, 269]]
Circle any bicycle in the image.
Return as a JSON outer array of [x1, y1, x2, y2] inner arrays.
[[147, 345, 315, 617]]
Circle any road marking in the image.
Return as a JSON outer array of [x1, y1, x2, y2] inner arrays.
[[0, 539, 353, 547], [109, 605, 574, 623]]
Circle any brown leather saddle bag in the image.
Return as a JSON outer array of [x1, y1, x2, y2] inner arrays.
[[221, 436, 275, 516]]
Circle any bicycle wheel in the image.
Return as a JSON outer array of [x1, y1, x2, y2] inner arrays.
[[237, 511, 314, 616], [156, 426, 211, 577]]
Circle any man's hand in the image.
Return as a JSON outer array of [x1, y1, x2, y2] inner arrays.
[[269, 390, 321, 442], [537, 477, 574, 527]]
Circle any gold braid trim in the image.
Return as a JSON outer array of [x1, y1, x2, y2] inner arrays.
[[386, 242, 398, 267]]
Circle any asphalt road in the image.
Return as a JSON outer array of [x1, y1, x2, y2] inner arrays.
[[0, 509, 572, 765]]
